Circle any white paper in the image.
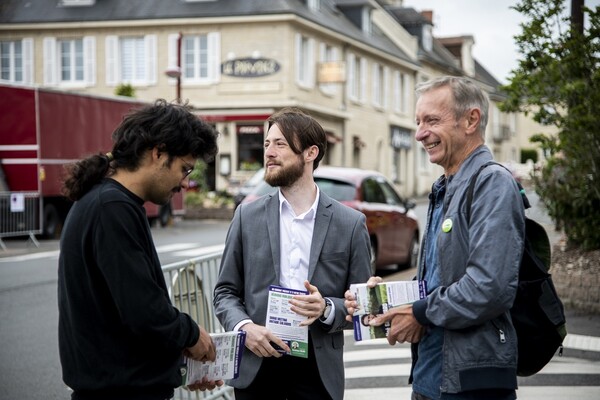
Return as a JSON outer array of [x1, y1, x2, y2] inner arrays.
[[10, 193, 25, 212], [265, 285, 309, 358], [181, 330, 245, 384]]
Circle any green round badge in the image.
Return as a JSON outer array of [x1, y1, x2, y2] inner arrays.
[[442, 218, 453, 233]]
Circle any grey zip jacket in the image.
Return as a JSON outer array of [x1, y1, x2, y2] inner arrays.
[[411, 145, 525, 394]]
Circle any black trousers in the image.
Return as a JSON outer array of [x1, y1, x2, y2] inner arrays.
[[234, 341, 332, 400]]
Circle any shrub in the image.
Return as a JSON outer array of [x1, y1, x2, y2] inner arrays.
[[521, 148, 538, 164]]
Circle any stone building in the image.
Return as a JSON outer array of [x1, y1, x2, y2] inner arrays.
[[0, 0, 525, 197]]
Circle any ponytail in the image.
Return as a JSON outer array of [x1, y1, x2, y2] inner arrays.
[[62, 153, 113, 201]]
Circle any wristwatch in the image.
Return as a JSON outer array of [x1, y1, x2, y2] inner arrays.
[[320, 297, 333, 321]]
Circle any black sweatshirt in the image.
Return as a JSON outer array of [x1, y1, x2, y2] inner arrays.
[[58, 179, 199, 400]]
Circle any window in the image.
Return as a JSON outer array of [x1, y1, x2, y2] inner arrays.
[[347, 53, 366, 103], [362, 179, 386, 204], [60, 0, 95, 6], [319, 43, 337, 95], [509, 113, 517, 137], [295, 34, 314, 89], [307, 0, 320, 11], [419, 147, 428, 170], [1, 39, 33, 84], [43, 36, 95, 86], [392, 71, 400, 113], [184, 35, 207, 80], [379, 179, 403, 205], [394, 72, 412, 114], [237, 125, 264, 171], [121, 37, 146, 83], [60, 39, 84, 82], [105, 35, 156, 86], [178, 33, 220, 84], [372, 63, 388, 109], [422, 25, 433, 52], [314, 178, 355, 202], [401, 73, 411, 114], [361, 7, 372, 35]]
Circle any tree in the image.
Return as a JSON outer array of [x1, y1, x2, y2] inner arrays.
[[500, 0, 600, 250]]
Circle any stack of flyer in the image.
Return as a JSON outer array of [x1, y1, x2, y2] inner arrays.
[[181, 330, 246, 386], [350, 280, 427, 341], [265, 285, 309, 358]]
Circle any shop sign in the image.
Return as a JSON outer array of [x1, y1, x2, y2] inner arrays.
[[237, 125, 264, 135], [221, 57, 280, 77], [390, 126, 412, 150]]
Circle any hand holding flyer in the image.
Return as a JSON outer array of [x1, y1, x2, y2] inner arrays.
[[181, 331, 246, 385], [265, 285, 309, 358], [350, 280, 427, 341]]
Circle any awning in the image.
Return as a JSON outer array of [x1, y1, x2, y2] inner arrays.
[[326, 131, 343, 144], [353, 135, 366, 149]]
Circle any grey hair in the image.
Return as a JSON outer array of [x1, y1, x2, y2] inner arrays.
[[416, 76, 489, 139]]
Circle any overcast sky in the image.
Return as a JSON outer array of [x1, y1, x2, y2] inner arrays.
[[402, 0, 599, 84]]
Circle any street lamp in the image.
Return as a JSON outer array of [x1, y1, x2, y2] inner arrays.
[[165, 32, 182, 104]]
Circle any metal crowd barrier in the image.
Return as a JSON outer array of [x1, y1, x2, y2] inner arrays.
[[0, 191, 41, 250], [161, 247, 234, 400]]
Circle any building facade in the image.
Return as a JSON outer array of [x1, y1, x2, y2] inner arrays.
[[1, 0, 525, 197]]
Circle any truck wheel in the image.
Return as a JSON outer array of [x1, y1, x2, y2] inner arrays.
[[159, 204, 172, 227], [43, 204, 63, 239]]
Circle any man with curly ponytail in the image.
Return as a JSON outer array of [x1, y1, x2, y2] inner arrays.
[[58, 99, 220, 400]]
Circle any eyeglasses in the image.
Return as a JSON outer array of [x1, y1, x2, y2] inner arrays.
[[178, 157, 195, 178]]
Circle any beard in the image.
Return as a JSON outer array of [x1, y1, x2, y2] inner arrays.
[[265, 156, 305, 187]]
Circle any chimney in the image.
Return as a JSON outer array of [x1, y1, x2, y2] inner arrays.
[[421, 10, 433, 23]]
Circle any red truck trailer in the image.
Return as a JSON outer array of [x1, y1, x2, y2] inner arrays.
[[0, 83, 185, 239]]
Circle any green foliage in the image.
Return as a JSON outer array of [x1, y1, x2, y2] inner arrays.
[[184, 161, 233, 208], [184, 191, 233, 208], [500, 0, 600, 250], [240, 161, 262, 171], [114, 83, 136, 97], [188, 160, 209, 192], [520, 148, 539, 164]]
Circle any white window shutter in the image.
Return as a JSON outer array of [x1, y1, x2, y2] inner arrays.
[[22, 38, 34, 85], [208, 32, 221, 83], [347, 53, 355, 100], [372, 63, 379, 105], [383, 66, 390, 109], [393, 70, 400, 113], [167, 33, 180, 85], [295, 34, 302, 85], [145, 34, 157, 85], [307, 38, 315, 88], [105, 35, 118, 86], [43, 37, 57, 86], [360, 57, 367, 103], [83, 36, 96, 86]]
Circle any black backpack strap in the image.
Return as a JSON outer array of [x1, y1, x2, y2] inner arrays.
[[465, 161, 530, 224]]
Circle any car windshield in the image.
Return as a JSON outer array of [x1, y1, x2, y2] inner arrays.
[[315, 178, 356, 202], [249, 177, 356, 202], [244, 168, 265, 188]]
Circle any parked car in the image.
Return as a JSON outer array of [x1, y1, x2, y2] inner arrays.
[[241, 166, 420, 274], [233, 168, 265, 208]]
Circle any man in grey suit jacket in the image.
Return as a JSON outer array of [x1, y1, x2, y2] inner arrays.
[[213, 107, 372, 400]]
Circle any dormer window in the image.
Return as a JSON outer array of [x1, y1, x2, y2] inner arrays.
[[362, 7, 372, 35], [307, 0, 321, 12], [422, 25, 433, 52], [59, 0, 95, 6]]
